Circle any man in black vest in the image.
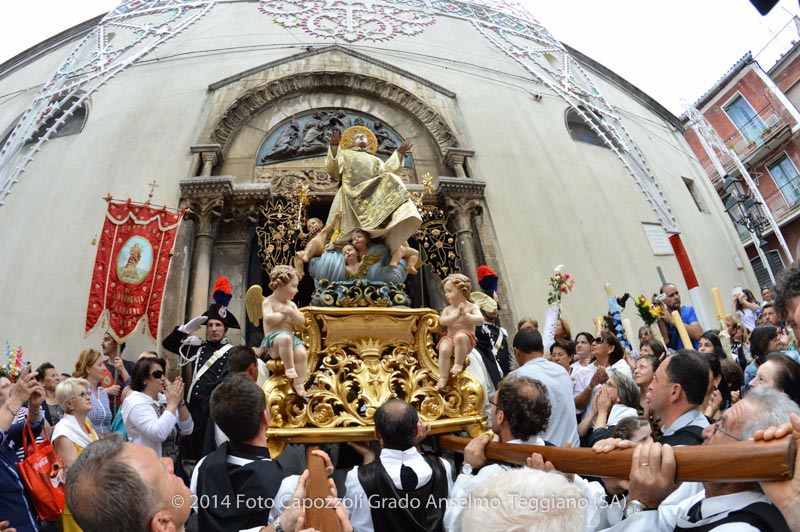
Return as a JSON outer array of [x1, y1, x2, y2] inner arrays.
[[190, 374, 285, 532], [162, 279, 240, 459], [648, 351, 709, 446], [342, 399, 452, 532]]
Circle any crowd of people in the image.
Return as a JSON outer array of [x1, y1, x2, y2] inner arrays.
[[5, 269, 800, 532]]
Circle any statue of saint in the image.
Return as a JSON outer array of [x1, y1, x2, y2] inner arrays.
[[325, 126, 422, 256]]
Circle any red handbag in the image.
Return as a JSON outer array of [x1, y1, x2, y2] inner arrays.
[[16, 420, 66, 521]]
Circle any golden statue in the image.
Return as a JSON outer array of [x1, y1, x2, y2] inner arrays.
[[325, 126, 422, 256]]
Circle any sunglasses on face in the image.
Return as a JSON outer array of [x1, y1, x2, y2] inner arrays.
[[150, 370, 165, 379], [593, 337, 606, 344]]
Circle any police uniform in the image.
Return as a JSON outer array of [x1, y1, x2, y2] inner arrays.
[[162, 301, 240, 459]]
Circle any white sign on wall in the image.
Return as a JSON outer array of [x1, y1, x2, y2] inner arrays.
[[642, 223, 674, 255]]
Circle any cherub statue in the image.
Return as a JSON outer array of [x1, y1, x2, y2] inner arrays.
[[389, 240, 420, 275], [245, 266, 308, 397], [436, 273, 484, 390], [342, 244, 363, 279], [294, 213, 341, 277]]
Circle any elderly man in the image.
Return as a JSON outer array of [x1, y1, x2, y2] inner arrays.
[[656, 283, 701, 350], [325, 128, 421, 255], [162, 285, 240, 459], [598, 386, 796, 530], [647, 351, 709, 446], [342, 399, 452, 532], [66, 434, 349, 532]]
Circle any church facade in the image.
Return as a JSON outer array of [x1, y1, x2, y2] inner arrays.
[[0, 0, 757, 368]]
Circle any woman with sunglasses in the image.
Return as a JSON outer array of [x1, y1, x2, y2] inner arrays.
[[575, 331, 631, 423], [121, 357, 193, 457], [53, 377, 99, 532]]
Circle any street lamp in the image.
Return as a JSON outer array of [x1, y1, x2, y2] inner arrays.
[[722, 174, 775, 283]]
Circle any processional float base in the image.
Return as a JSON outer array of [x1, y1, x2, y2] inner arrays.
[[263, 306, 488, 457]]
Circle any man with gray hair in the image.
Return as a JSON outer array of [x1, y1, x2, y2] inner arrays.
[[599, 386, 797, 530], [66, 433, 193, 531]]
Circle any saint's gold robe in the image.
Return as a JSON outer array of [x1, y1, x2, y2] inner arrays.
[[325, 146, 422, 254]]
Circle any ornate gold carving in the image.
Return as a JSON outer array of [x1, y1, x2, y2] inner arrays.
[[407, 175, 461, 280], [255, 194, 304, 273], [312, 279, 410, 307], [264, 307, 487, 456]]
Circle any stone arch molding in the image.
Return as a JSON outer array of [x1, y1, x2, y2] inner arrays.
[[210, 71, 459, 156]]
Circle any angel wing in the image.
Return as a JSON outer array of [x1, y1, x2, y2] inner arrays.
[[245, 285, 265, 327]]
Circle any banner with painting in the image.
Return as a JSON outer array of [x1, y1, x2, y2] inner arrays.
[[85, 200, 182, 341]]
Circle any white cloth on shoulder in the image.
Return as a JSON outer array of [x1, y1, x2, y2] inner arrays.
[[52, 413, 96, 448]]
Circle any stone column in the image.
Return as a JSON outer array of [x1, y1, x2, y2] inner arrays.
[[445, 197, 483, 288], [444, 148, 475, 178], [190, 144, 223, 177], [188, 197, 223, 318], [180, 176, 234, 319]]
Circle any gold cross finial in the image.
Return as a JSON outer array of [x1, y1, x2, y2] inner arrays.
[[146, 180, 159, 204]]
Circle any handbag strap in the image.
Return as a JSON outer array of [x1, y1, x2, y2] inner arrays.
[[22, 419, 37, 457], [21, 411, 52, 457]]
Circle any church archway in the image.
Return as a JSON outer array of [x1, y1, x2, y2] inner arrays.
[[209, 71, 459, 158]]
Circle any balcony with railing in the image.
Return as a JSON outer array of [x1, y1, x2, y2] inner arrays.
[[723, 111, 791, 166]]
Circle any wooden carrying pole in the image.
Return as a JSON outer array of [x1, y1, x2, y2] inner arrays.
[[438, 435, 796, 482], [304, 446, 343, 532]]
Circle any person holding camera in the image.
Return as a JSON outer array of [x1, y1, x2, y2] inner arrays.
[[656, 283, 701, 351], [732, 286, 759, 332]]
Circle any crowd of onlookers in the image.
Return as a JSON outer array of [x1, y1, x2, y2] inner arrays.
[[4, 272, 800, 532]]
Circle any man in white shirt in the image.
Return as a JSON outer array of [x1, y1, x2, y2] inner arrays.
[[600, 386, 797, 531], [191, 374, 286, 532], [509, 328, 580, 447], [444, 374, 553, 531], [648, 351, 710, 446], [342, 399, 453, 532]]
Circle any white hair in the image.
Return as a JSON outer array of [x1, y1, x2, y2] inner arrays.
[[740, 386, 800, 439], [461, 468, 587, 532]]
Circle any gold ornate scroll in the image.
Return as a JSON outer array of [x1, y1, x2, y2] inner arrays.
[[264, 306, 487, 457]]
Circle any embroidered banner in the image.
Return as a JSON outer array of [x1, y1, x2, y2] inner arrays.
[[85, 200, 182, 341]]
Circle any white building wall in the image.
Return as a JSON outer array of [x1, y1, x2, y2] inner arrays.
[[0, 4, 757, 368]]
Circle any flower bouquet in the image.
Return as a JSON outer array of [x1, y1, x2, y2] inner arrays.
[[547, 265, 575, 305], [544, 265, 575, 353], [634, 295, 661, 326], [3, 340, 24, 382]]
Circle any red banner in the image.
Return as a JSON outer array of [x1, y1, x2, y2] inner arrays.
[[85, 200, 182, 341]]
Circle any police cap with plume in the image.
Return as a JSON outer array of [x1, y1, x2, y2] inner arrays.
[[203, 277, 240, 329]]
